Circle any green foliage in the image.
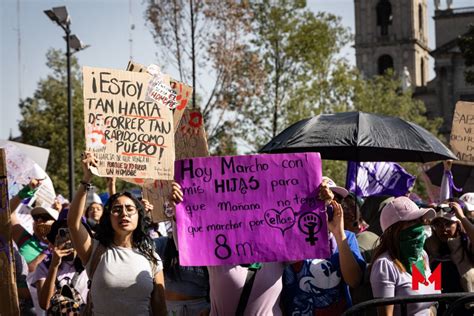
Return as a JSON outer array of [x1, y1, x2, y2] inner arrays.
[[459, 24, 474, 85], [18, 49, 84, 196], [353, 71, 442, 135], [17, 49, 115, 196], [238, 1, 352, 148], [145, 0, 264, 154]]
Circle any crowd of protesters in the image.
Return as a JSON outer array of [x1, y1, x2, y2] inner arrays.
[[7, 151, 474, 316]]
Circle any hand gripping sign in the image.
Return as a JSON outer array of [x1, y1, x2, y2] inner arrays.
[[175, 153, 330, 266]]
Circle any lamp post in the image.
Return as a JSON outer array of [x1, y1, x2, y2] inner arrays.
[[44, 6, 88, 199]]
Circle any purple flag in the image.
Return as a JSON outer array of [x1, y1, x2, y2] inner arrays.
[[346, 161, 416, 197]]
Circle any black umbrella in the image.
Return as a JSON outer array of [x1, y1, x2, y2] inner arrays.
[[425, 162, 474, 194], [260, 111, 456, 163]]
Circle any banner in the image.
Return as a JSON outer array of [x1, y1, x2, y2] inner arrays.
[[144, 108, 210, 222], [346, 161, 416, 197], [175, 153, 329, 266], [450, 101, 474, 165], [0, 140, 49, 170], [83, 66, 175, 180], [0, 142, 55, 204]]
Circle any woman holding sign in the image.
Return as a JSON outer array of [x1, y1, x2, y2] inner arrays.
[[68, 152, 168, 316]]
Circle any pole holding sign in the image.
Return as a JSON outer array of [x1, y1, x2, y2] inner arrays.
[[450, 101, 474, 165], [0, 149, 20, 315], [83, 66, 175, 180], [175, 153, 329, 266]]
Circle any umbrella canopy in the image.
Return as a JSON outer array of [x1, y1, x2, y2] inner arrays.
[[426, 162, 474, 194], [260, 111, 456, 163]]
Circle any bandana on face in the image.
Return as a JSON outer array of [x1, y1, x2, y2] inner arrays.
[[399, 223, 426, 276], [34, 222, 53, 238]]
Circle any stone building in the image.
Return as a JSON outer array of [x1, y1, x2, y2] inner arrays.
[[354, 0, 474, 136]]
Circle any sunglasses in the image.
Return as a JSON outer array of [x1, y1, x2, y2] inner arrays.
[[32, 214, 54, 222], [436, 206, 453, 213]]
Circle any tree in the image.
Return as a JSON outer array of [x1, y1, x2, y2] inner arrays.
[[459, 24, 474, 85], [18, 49, 133, 195], [18, 49, 84, 195], [145, 0, 265, 152], [236, 0, 353, 151]]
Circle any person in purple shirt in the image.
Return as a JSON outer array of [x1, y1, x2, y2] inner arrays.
[[370, 196, 439, 316]]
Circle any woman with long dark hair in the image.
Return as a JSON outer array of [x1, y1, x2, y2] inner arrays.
[[68, 152, 167, 316]]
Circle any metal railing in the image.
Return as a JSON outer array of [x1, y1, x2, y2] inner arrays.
[[343, 293, 474, 316]]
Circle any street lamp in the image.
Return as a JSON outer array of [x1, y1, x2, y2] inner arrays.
[[44, 6, 89, 200]]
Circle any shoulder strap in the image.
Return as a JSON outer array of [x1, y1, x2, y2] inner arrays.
[[235, 267, 259, 316], [71, 271, 81, 287], [89, 243, 106, 281]]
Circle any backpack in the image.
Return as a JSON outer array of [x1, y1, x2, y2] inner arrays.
[[47, 273, 84, 316]]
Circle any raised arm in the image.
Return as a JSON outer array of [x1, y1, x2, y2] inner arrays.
[[107, 177, 116, 196], [327, 200, 363, 288], [452, 202, 474, 242], [38, 243, 74, 310], [439, 160, 453, 201], [67, 152, 96, 264], [10, 179, 42, 244]]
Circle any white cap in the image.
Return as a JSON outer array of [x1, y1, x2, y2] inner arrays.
[[460, 193, 474, 211], [322, 176, 349, 198], [31, 206, 59, 221], [86, 192, 102, 207], [433, 204, 460, 223]]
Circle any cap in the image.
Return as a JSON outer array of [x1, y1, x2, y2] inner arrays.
[[380, 196, 435, 232], [460, 193, 474, 212], [322, 176, 349, 198], [46, 209, 92, 243], [86, 192, 103, 207], [31, 206, 59, 221], [432, 204, 460, 223]]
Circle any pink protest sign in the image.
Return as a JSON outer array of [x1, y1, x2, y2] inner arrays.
[[175, 153, 329, 266]]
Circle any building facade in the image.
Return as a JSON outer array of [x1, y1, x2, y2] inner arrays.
[[354, 0, 474, 136]]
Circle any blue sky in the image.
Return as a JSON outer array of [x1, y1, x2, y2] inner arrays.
[[1, 0, 472, 140]]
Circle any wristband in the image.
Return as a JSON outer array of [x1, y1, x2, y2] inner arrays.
[[80, 181, 93, 191], [18, 185, 37, 199]]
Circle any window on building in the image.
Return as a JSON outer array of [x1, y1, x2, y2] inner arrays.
[[420, 58, 425, 85], [418, 4, 423, 30], [378, 55, 394, 74], [376, 0, 392, 36]]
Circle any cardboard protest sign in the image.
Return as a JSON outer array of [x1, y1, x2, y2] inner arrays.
[[83, 66, 175, 180], [126, 61, 191, 130], [170, 80, 193, 129], [143, 108, 210, 222], [450, 101, 474, 165], [175, 153, 329, 266], [175, 109, 209, 159], [142, 180, 174, 222]]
